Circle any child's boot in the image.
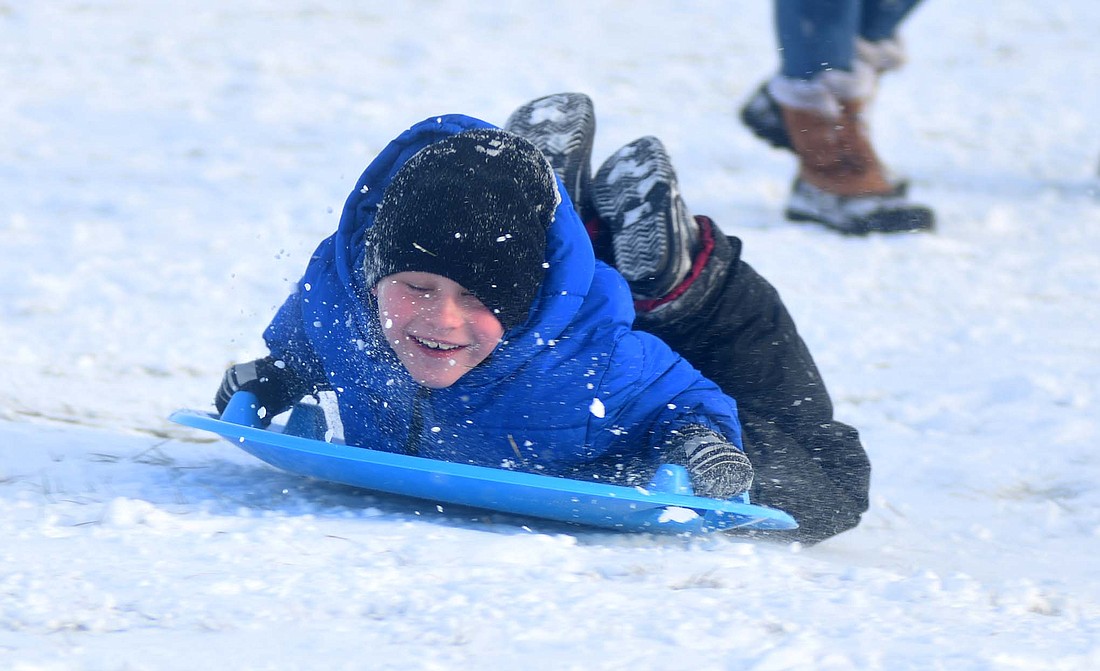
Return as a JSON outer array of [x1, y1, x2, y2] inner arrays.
[[592, 136, 734, 326], [504, 92, 596, 223], [592, 136, 700, 300]]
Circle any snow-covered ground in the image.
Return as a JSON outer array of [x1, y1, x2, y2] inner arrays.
[[3, 1, 1099, 668]]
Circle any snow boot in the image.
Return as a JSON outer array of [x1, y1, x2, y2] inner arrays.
[[504, 92, 596, 223], [741, 82, 910, 198], [780, 99, 933, 234], [739, 81, 793, 152], [592, 136, 701, 300], [740, 38, 907, 154], [784, 177, 926, 234], [740, 40, 912, 198]]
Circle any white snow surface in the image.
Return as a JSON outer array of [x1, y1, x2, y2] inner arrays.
[[3, 2, 1100, 669]]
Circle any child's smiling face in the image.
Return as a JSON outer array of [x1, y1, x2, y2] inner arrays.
[[374, 271, 505, 388]]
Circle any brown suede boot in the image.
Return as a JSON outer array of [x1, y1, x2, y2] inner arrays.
[[780, 99, 934, 234], [781, 100, 893, 197]]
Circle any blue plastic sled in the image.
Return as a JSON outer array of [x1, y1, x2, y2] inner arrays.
[[169, 392, 797, 534]]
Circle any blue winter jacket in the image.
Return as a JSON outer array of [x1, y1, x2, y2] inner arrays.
[[263, 114, 742, 481]]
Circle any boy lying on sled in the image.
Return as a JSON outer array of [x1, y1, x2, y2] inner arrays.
[[216, 96, 870, 543]]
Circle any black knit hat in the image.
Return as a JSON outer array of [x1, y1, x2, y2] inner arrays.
[[364, 128, 560, 330]]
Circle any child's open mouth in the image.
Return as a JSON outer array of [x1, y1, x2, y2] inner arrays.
[[412, 335, 463, 354]]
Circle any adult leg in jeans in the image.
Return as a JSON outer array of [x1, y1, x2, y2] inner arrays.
[[859, 0, 924, 43], [742, 0, 933, 234]]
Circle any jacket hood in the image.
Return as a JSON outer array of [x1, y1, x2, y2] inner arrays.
[[332, 114, 596, 386]]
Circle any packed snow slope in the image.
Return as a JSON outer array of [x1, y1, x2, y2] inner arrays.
[[2, 2, 1099, 669]]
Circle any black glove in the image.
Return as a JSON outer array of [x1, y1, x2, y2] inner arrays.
[[671, 424, 754, 499], [214, 355, 307, 421]]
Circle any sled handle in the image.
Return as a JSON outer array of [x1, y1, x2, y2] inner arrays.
[[648, 464, 694, 495], [648, 464, 751, 504], [221, 391, 266, 429]]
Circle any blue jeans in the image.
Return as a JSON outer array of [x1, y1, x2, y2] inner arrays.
[[776, 0, 924, 79]]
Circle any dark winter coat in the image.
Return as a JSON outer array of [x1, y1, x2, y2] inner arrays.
[[262, 114, 743, 481], [641, 230, 871, 543]]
